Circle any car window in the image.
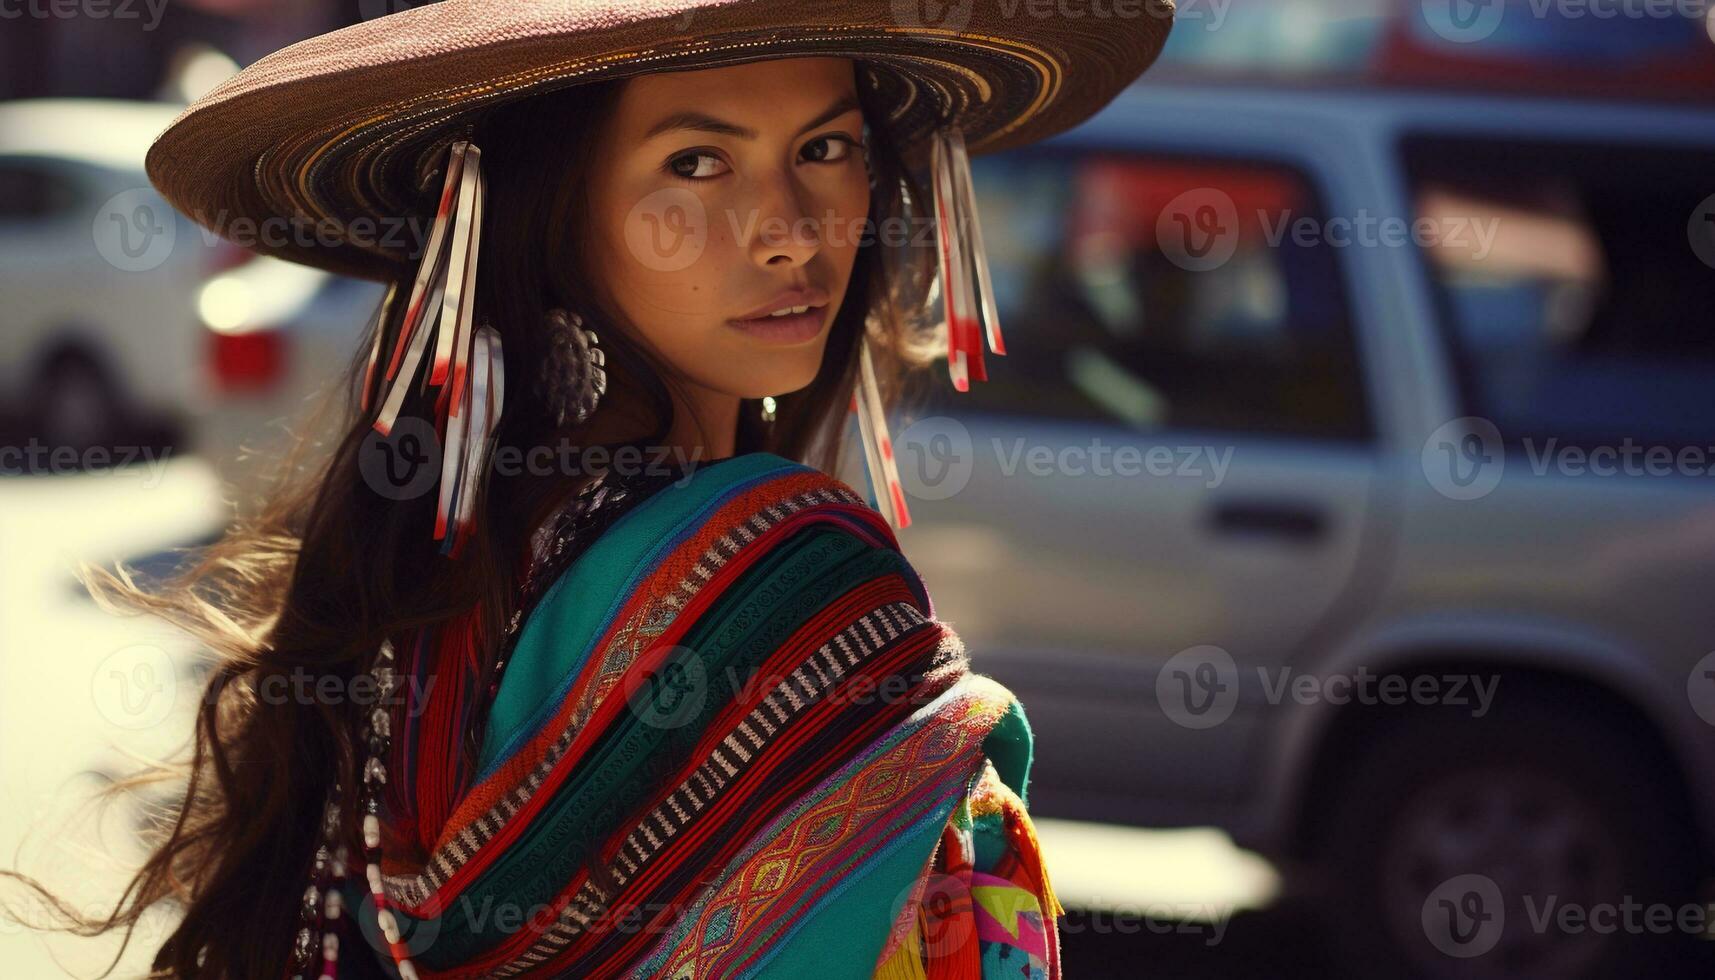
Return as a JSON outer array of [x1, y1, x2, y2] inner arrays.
[[1403, 134, 1715, 450], [0, 157, 84, 223], [914, 149, 1371, 444]]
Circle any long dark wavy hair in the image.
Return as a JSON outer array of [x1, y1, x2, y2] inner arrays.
[[0, 59, 945, 978]]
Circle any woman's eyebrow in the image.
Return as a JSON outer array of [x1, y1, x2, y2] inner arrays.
[[642, 93, 861, 141]]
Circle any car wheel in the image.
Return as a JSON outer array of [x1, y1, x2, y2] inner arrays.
[[1318, 695, 1701, 980], [29, 349, 125, 457]]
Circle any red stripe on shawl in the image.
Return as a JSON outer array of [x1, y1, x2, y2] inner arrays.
[[471, 624, 950, 976], [413, 472, 873, 904], [382, 628, 430, 863], [674, 575, 925, 784], [382, 538, 535, 871], [926, 820, 984, 980], [418, 611, 484, 851]]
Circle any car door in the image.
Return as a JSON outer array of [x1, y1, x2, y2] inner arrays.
[[1389, 125, 1715, 779], [874, 145, 1382, 821], [0, 155, 102, 386]]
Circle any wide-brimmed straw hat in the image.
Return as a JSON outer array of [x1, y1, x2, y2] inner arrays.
[[145, 0, 1175, 281], [144, 0, 1178, 566]]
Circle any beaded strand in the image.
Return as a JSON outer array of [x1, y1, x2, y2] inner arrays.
[[290, 791, 346, 978], [288, 639, 412, 980], [361, 638, 420, 979], [289, 461, 694, 977]]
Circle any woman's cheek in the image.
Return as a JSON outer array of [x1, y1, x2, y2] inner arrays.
[[824, 179, 869, 256], [601, 181, 718, 289]]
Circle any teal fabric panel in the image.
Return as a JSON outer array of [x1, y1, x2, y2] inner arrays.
[[753, 696, 1039, 975], [981, 697, 1035, 808], [746, 798, 953, 979]]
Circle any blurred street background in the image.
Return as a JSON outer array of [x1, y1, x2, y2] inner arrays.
[[3, 1, 1715, 977]]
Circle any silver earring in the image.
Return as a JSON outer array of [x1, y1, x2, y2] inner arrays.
[[538, 308, 606, 427], [760, 396, 777, 423]]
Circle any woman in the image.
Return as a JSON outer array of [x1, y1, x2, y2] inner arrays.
[[5, 3, 1174, 977]]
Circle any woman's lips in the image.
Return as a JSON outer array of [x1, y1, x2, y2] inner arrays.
[[726, 305, 827, 344]]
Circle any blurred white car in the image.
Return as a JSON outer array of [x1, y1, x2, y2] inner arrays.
[[0, 98, 384, 503], [871, 80, 1715, 980]]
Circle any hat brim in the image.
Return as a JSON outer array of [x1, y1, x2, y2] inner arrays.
[[145, 0, 1174, 281]]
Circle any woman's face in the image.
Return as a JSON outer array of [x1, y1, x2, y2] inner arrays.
[[587, 56, 870, 407]]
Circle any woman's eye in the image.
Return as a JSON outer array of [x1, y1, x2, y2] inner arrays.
[[666, 151, 728, 181], [665, 136, 863, 182], [803, 135, 861, 164]]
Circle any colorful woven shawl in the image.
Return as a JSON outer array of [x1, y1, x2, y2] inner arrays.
[[335, 452, 1061, 978]]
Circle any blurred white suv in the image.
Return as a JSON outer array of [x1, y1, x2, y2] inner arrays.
[[0, 99, 213, 451], [882, 81, 1715, 980], [0, 99, 385, 502]]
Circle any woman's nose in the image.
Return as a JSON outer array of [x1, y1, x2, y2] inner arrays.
[[745, 174, 822, 268]]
